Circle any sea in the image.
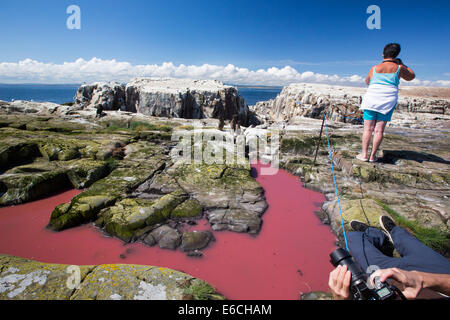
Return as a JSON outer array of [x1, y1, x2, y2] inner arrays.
[[0, 83, 282, 106]]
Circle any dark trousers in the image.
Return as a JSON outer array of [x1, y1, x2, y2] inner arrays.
[[348, 226, 450, 274]]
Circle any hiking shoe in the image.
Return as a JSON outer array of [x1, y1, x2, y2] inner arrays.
[[350, 220, 369, 232], [379, 215, 396, 243]]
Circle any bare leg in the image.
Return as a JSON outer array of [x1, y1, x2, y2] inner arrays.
[[370, 120, 387, 160], [359, 120, 376, 159]]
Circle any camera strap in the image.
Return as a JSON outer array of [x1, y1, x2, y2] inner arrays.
[[382, 60, 398, 63]]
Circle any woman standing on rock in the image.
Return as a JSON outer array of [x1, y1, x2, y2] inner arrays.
[[357, 43, 415, 162]]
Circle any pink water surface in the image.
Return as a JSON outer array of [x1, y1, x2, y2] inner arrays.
[[0, 163, 337, 299]]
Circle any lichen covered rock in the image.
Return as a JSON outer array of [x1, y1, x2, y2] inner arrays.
[[0, 141, 40, 170], [64, 158, 112, 189], [48, 161, 164, 231], [325, 198, 390, 237], [169, 163, 267, 234], [0, 169, 70, 206], [172, 199, 203, 219], [0, 254, 225, 300], [100, 191, 187, 242]]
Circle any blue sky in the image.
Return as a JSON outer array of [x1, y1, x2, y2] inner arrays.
[[0, 0, 449, 85]]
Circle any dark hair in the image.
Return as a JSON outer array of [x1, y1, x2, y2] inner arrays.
[[383, 43, 401, 59]]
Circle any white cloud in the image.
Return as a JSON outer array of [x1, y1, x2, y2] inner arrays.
[[0, 57, 448, 87]]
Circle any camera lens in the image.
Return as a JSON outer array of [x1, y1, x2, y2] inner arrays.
[[330, 248, 367, 284]]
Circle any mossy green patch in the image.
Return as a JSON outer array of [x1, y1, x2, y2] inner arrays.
[[26, 119, 90, 133], [280, 136, 318, 155], [132, 131, 172, 142], [0, 142, 40, 170], [172, 199, 203, 219], [175, 125, 195, 131], [38, 139, 81, 161], [375, 200, 450, 255], [182, 280, 225, 300], [100, 191, 188, 241], [282, 157, 317, 179], [351, 163, 447, 187], [124, 141, 166, 160], [130, 121, 173, 133], [47, 162, 162, 231], [64, 158, 111, 188], [49, 194, 117, 231], [337, 199, 387, 231], [100, 120, 173, 134], [101, 198, 156, 241], [173, 163, 258, 193], [0, 170, 71, 206]]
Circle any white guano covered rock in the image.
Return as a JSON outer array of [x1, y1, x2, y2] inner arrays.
[[125, 78, 248, 123], [251, 82, 450, 124], [253, 83, 366, 124], [75, 82, 126, 111], [74, 78, 249, 124]]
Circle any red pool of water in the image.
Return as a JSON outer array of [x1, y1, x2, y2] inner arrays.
[[0, 163, 337, 300]]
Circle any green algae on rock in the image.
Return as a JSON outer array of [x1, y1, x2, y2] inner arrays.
[[0, 112, 268, 239], [0, 169, 71, 206], [48, 163, 164, 231], [0, 254, 225, 300], [38, 139, 81, 161], [300, 291, 333, 300], [169, 162, 267, 234], [0, 141, 40, 170], [64, 158, 112, 189], [100, 191, 188, 242], [280, 136, 318, 155], [171, 199, 203, 219], [325, 198, 390, 236], [0, 158, 113, 206]]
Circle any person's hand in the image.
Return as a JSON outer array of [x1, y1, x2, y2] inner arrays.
[[328, 265, 352, 300], [369, 268, 423, 299]]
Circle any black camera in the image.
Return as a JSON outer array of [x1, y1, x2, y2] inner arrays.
[[330, 248, 402, 300]]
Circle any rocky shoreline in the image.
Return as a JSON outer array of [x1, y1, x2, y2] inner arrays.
[[251, 82, 449, 124], [0, 78, 449, 299], [0, 115, 267, 254]]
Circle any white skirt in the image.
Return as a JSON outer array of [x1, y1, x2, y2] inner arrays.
[[360, 84, 398, 115]]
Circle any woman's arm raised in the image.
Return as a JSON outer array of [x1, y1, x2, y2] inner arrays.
[[399, 62, 415, 81]]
